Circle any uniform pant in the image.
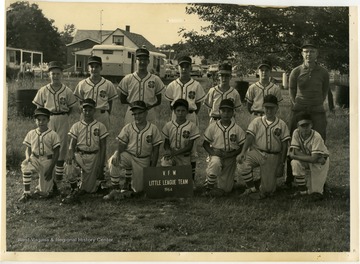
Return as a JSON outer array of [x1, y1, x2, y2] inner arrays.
[[49, 115, 69, 160], [108, 152, 150, 193], [71, 152, 100, 193], [239, 149, 281, 194], [206, 156, 237, 192], [21, 155, 53, 194], [291, 158, 329, 194]]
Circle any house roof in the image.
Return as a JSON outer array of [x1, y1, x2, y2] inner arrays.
[[69, 28, 160, 52]]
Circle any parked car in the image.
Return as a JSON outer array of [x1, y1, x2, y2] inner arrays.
[[190, 64, 203, 77], [207, 64, 219, 77]]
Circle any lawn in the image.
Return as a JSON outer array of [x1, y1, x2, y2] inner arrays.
[[2, 75, 355, 261]]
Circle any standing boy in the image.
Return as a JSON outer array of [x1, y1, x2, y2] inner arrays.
[[32, 61, 77, 191], [165, 56, 206, 180], [238, 94, 290, 199], [162, 99, 200, 166], [104, 101, 162, 200], [64, 99, 108, 202], [203, 99, 246, 196], [204, 62, 242, 123], [19, 108, 60, 202], [119, 46, 165, 125], [289, 112, 329, 201], [245, 59, 283, 118], [74, 56, 118, 130]]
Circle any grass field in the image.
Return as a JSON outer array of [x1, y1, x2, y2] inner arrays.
[[4, 75, 353, 259]]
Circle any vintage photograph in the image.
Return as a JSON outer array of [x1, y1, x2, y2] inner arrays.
[[2, 0, 357, 262]]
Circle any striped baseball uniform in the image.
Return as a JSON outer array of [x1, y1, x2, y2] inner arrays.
[[119, 72, 165, 124], [69, 120, 109, 193], [204, 85, 242, 123], [162, 120, 200, 166], [74, 77, 118, 129], [239, 116, 290, 193], [21, 128, 60, 193], [108, 121, 163, 192], [245, 81, 282, 115], [290, 129, 329, 194], [204, 120, 246, 192], [33, 84, 77, 160]]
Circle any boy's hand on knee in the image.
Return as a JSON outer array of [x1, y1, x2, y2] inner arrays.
[[237, 153, 246, 164]]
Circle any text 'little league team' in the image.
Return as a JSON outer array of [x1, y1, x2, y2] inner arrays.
[[18, 40, 330, 203]]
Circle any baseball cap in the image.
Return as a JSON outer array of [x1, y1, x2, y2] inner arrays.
[[34, 107, 51, 118], [258, 59, 272, 70], [263, 94, 278, 107], [88, 56, 102, 65], [301, 40, 317, 49], [218, 62, 232, 75], [130, 100, 148, 111], [82, 98, 96, 108], [136, 47, 150, 57], [296, 112, 312, 125], [219, 99, 235, 109], [177, 56, 192, 66], [48, 61, 64, 71], [173, 99, 189, 110]]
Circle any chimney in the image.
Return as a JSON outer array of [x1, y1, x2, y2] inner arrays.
[[126, 25, 130, 32]]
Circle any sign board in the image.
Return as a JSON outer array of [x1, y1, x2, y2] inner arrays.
[[143, 165, 193, 198]]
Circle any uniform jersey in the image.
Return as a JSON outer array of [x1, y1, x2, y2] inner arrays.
[[290, 129, 329, 157], [165, 78, 206, 111], [247, 116, 290, 153], [74, 77, 118, 110], [245, 81, 283, 112], [162, 120, 200, 152], [69, 120, 109, 152], [33, 84, 77, 113], [23, 128, 60, 156], [117, 121, 163, 158], [204, 86, 242, 118], [204, 120, 246, 151], [118, 72, 165, 105]]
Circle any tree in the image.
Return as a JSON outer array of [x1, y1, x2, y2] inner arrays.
[[6, 1, 63, 62], [183, 4, 349, 74]]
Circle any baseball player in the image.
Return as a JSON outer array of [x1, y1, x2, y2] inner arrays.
[[237, 94, 290, 199], [204, 62, 242, 124], [19, 108, 60, 202], [289, 112, 329, 201], [32, 61, 77, 192], [203, 99, 246, 196], [63, 98, 109, 203], [119, 46, 165, 125], [73, 56, 118, 130], [104, 100, 163, 200], [162, 99, 200, 166], [245, 59, 283, 119], [164, 55, 206, 180]]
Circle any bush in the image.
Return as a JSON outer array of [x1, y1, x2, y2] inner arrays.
[[6, 66, 20, 81]]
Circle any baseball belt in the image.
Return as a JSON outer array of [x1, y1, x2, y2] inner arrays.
[[76, 148, 99, 155], [32, 153, 53, 159]]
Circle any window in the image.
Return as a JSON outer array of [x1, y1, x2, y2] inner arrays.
[[113, 35, 124, 45]]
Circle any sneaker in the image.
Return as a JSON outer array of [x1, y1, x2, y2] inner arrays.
[[18, 193, 31, 203], [290, 190, 308, 198], [309, 192, 324, 202], [103, 189, 122, 201], [61, 189, 80, 204], [240, 188, 257, 197]]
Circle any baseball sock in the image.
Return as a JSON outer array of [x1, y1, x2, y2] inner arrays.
[[294, 175, 307, 193], [110, 174, 120, 189], [55, 161, 64, 182], [191, 162, 196, 180], [242, 172, 255, 189], [124, 169, 132, 190], [22, 172, 32, 194], [206, 174, 216, 188]]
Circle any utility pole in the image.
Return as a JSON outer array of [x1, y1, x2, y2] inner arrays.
[[100, 9, 103, 44]]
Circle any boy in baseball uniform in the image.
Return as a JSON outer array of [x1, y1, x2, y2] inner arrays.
[[245, 59, 283, 118], [203, 99, 246, 196], [289, 112, 329, 201], [32, 61, 77, 192], [63, 99, 108, 203], [237, 94, 290, 199], [164, 55, 206, 180], [74, 56, 118, 130], [104, 101, 163, 200], [119, 46, 165, 125], [19, 108, 60, 202], [162, 99, 200, 167], [204, 62, 242, 124]]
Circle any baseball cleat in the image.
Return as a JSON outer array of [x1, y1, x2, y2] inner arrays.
[[18, 193, 31, 203]]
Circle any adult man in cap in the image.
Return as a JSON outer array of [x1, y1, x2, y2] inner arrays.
[[33, 61, 77, 193], [164, 55, 206, 181], [285, 40, 330, 188], [74, 56, 118, 130], [104, 100, 163, 200], [119, 46, 165, 125], [238, 94, 290, 199]]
